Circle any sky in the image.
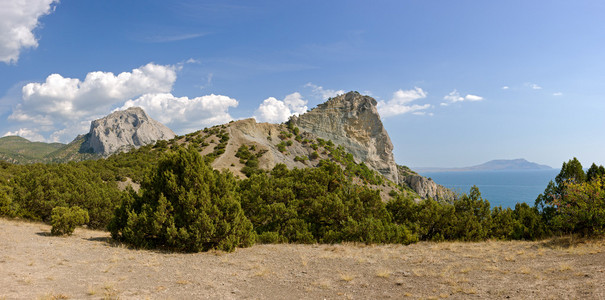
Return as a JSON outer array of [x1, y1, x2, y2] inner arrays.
[[1, 0, 604, 168]]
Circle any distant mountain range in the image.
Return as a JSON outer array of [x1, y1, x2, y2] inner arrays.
[[415, 159, 553, 172]]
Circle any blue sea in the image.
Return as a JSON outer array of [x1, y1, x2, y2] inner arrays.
[[418, 170, 560, 208]]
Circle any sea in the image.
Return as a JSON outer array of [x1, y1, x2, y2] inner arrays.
[[418, 169, 561, 208]]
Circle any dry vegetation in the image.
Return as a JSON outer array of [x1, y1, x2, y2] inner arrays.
[[1, 218, 604, 299]]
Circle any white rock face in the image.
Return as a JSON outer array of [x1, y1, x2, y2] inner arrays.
[[86, 107, 176, 156], [397, 166, 455, 200], [290, 91, 399, 183]]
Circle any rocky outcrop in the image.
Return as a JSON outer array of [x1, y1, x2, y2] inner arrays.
[[398, 165, 455, 200], [289, 92, 399, 183], [82, 107, 175, 156]]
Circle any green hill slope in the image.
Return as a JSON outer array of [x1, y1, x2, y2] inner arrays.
[[0, 136, 65, 163]]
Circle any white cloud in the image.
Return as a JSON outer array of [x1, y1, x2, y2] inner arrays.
[[465, 94, 484, 101], [6, 62, 240, 142], [254, 92, 308, 123], [526, 83, 542, 90], [120, 93, 238, 134], [553, 92, 563, 96], [501, 86, 510, 90], [441, 90, 484, 106], [304, 83, 344, 100], [0, 0, 58, 64], [14, 62, 177, 123], [3, 128, 45, 142], [376, 87, 431, 117]]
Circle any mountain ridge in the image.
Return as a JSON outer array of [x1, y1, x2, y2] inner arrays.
[[415, 158, 553, 172], [0, 92, 452, 200]]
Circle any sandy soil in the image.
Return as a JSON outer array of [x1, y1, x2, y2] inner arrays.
[[1, 218, 604, 299]]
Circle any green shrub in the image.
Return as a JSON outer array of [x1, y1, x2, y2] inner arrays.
[[556, 176, 605, 236], [108, 146, 255, 252], [50, 206, 89, 236]]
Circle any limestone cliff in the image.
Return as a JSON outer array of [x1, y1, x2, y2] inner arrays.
[[289, 91, 399, 183], [398, 165, 455, 200], [82, 107, 176, 156]]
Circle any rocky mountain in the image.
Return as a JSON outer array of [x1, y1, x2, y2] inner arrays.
[[0, 94, 450, 200], [290, 92, 399, 184], [81, 107, 176, 156]]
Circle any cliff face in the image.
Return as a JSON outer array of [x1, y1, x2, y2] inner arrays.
[[83, 107, 175, 156], [289, 92, 399, 184], [398, 166, 455, 200]]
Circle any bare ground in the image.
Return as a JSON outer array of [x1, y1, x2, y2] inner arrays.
[[1, 218, 604, 299]]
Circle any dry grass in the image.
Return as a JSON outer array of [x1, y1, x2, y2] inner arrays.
[[1, 218, 604, 299], [339, 273, 355, 282]]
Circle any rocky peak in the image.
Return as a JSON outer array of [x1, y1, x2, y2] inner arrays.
[[83, 107, 175, 156], [289, 91, 399, 183]]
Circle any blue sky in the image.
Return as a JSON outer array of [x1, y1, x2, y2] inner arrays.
[[1, 0, 604, 168]]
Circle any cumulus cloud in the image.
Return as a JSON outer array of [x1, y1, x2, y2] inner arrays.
[[376, 87, 431, 117], [254, 92, 308, 123], [440, 90, 484, 106], [0, 0, 58, 64], [5, 62, 240, 142], [305, 83, 344, 100], [119, 93, 238, 133], [501, 86, 510, 90], [553, 92, 563, 96], [13, 63, 177, 123]]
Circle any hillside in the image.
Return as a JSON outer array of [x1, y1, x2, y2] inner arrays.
[[0, 92, 448, 200], [0, 136, 64, 163]]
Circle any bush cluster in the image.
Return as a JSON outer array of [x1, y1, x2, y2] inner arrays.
[[51, 206, 89, 235], [108, 146, 255, 252], [238, 161, 416, 245]]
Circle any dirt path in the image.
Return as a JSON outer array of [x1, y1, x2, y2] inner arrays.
[[1, 218, 604, 299]]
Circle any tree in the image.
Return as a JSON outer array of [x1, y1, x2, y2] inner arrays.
[[557, 175, 605, 236], [109, 146, 255, 252], [586, 163, 605, 182], [555, 157, 585, 187]]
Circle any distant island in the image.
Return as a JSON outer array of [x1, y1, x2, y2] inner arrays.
[[415, 159, 553, 172]]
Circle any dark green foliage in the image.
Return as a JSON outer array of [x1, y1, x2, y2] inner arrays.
[[276, 142, 287, 153], [238, 161, 416, 245], [50, 206, 89, 235], [109, 146, 255, 252], [450, 187, 492, 241], [587, 163, 605, 182], [511, 203, 546, 240], [534, 158, 605, 236], [555, 175, 605, 236], [235, 145, 252, 163], [7, 162, 124, 228], [236, 144, 264, 177], [490, 206, 515, 239], [556, 157, 586, 186], [387, 186, 547, 241], [278, 131, 292, 140], [309, 151, 319, 160], [328, 145, 383, 185]]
